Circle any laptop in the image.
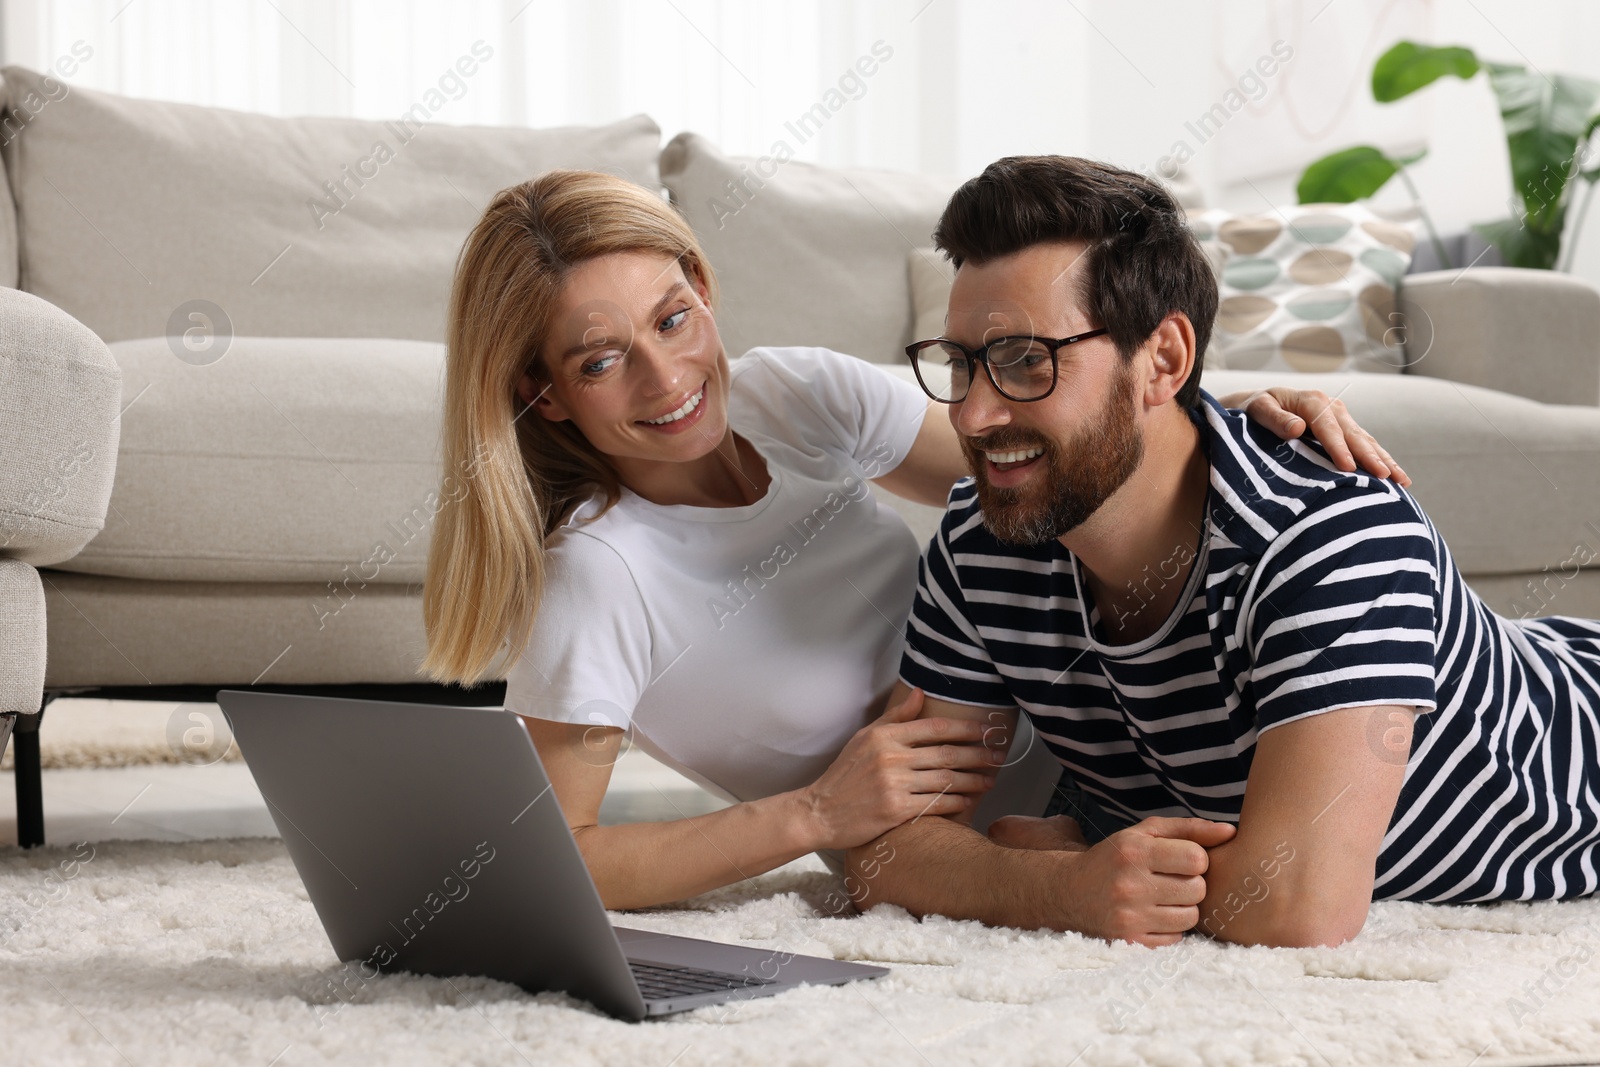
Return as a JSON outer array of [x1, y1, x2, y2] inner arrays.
[[216, 689, 888, 1020]]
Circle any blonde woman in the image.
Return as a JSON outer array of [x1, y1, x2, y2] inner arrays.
[[421, 171, 1406, 911]]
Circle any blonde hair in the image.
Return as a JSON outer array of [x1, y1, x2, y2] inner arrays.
[[421, 170, 718, 685]]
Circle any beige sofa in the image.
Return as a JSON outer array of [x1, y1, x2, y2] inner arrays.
[[5, 65, 1600, 844]]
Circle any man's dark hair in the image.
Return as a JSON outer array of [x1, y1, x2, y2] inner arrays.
[[933, 155, 1216, 409]]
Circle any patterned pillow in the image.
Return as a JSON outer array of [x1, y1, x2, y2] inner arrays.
[[1188, 204, 1418, 374]]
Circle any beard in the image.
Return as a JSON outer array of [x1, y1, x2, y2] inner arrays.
[[962, 361, 1145, 546]]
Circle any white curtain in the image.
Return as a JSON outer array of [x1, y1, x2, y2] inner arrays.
[[9, 0, 1600, 282], [0, 0, 1095, 177]]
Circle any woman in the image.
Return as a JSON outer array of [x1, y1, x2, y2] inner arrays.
[[420, 170, 1407, 911]]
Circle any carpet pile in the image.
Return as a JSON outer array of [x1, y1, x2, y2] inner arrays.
[[4, 837, 1600, 1065]]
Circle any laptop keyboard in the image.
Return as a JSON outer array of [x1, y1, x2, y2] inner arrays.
[[629, 961, 776, 1000]]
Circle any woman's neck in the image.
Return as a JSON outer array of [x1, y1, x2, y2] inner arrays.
[[615, 430, 772, 508]]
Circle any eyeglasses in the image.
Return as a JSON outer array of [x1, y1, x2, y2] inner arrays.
[[904, 328, 1110, 404]]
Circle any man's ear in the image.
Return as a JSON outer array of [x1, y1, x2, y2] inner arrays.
[[1143, 312, 1197, 407]]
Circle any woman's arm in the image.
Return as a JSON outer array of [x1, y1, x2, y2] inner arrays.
[[869, 401, 967, 507], [1215, 386, 1410, 487], [872, 388, 1411, 509], [520, 687, 1004, 910]]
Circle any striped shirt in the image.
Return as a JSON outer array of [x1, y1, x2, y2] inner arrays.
[[900, 391, 1600, 903]]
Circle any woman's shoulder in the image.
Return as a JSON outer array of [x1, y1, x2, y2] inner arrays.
[[546, 507, 641, 583], [727, 346, 890, 434], [538, 522, 654, 638]]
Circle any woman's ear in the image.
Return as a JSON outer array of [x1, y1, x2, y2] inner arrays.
[[688, 268, 713, 315], [518, 371, 570, 422]]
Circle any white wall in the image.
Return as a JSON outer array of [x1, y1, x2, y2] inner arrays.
[[7, 0, 1600, 285]]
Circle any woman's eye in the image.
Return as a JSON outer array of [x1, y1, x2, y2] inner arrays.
[[661, 308, 689, 332], [580, 352, 622, 376]]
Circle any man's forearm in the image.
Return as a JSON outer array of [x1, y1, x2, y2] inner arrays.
[[845, 816, 1071, 930]]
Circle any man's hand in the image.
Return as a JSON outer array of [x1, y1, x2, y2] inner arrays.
[[1061, 817, 1237, 948]]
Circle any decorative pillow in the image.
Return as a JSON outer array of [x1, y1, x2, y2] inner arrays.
[[906, 203, 1417, 377], [1189, 204, 1419, 374]]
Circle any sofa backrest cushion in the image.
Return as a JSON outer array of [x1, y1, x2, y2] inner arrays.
[[662, 132, 961, 364], [0, 66, 661, 345]]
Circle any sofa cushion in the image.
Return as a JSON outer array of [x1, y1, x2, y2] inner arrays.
[[662, 132, 959, 364], [0, 288, 121, 568], [872, 363, 1600, 579], [56, 337, 450, 585], [0, 65, 660, 345], [907, 251, 955, 346], [1201, 370, 1600, 576]]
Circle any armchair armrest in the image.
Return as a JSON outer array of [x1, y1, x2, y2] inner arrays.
[[1399, 267, 1600, 406], [0, 288, 121, 566]]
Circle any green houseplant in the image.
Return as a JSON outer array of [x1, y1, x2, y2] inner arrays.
[[1297, 41, 1600, 271]]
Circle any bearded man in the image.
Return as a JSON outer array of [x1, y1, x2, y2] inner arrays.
[[847, 155, 1600, 948]]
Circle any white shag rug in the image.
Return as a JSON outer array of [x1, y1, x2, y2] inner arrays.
[[4, 837, 1600, 1067]]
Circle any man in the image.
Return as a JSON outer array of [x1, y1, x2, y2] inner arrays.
[[847, 155, 1600, 949]]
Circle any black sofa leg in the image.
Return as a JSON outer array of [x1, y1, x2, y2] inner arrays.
[[12, 697, 49, 848]]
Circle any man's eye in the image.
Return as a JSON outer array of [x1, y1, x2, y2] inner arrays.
[[581, 352, 622, 376], [661, 308, 689, 332]]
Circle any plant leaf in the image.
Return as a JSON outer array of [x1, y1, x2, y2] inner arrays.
[[1473, 215, 1564, 270], [1487, 63, 1600, 228], [1581, 112, 1600, 183], [1297, 146, 1399, 203], [1372, 41, 1480, 102]]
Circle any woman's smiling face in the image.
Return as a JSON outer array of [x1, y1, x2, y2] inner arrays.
[[523, 251, 732, 470]]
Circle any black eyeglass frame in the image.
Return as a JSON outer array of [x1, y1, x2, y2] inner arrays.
[[904, 328, 1111, 404]]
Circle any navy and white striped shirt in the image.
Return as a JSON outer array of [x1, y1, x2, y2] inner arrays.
[[900, 391, 1600, 903]]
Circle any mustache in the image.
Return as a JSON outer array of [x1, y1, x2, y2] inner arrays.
[[963, 431, 1052, 455]]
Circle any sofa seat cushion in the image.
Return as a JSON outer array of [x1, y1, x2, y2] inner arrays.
[[873, 364, 1600, 578], [0, 288, 121, 567], [56, 337, 451, 585], [0, 65, 661, 345]]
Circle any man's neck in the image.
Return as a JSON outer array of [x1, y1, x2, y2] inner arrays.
[[1063, 404, 1210, 645]]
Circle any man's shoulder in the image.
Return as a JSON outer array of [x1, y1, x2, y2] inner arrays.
[[935, 478, 994, 550], [1197, 391, 1428, 558]]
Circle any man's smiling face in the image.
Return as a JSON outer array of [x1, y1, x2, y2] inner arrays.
[[945, 240, 1146, 545]]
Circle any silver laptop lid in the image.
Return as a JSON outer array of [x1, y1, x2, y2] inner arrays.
[[217, 690, 647, 1020]]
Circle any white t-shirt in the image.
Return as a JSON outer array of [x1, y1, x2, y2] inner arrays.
[[504, 346, 930, 809]]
